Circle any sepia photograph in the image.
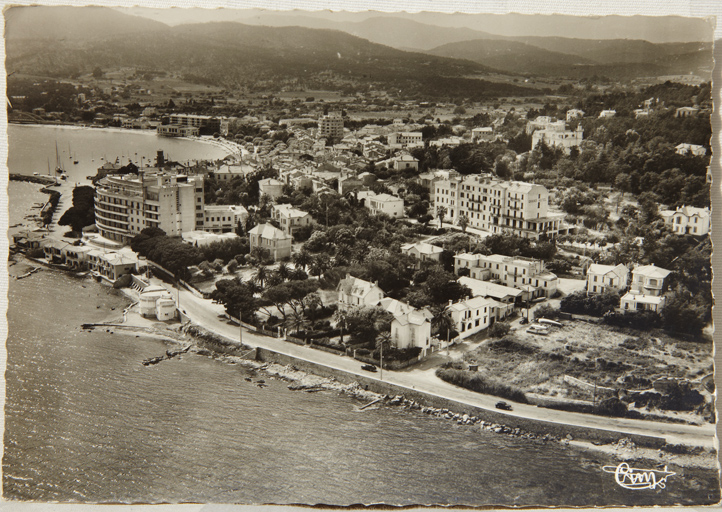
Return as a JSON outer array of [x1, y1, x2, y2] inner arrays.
[[2, 2, 720, 508]]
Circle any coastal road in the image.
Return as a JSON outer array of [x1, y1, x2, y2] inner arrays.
[[164, 280, 717, 448]]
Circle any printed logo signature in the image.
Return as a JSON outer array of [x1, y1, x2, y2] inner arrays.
[[602, 463, 676, 490]]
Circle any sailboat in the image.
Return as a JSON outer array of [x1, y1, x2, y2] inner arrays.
[[55, 142, 68, 180], [55, 142, 64, 174]]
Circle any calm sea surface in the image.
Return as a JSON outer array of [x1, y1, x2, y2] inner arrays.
[[4, 125, 721, 506], [7, 124, 232, 185]]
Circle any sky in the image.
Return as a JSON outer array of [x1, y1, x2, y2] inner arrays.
[[113, 5, 716, 43]]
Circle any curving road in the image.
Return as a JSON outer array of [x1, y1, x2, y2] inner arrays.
[[165, 280, 717, 448]]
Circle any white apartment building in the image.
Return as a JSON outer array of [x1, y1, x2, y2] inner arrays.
[[586, 263, 629, 295], [95, 172, 205, 244], [532, 125, 583, 154], [364, 193, 404, 218], [388, 132, 423, 148], [434, 174, 565, 239], [169, 113, 222, 133], [203, 205, 248, 234], [157, 124, 199, 137], [599, 110, 617, 118], [454, 253, 558, 297], [318, 112, 344, 139]]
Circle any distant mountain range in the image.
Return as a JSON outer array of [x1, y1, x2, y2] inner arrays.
[[5, 6, 713, 97]]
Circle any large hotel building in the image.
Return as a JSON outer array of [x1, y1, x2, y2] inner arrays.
[[95, 172, 205, 243], [433, 174, 565, 239]]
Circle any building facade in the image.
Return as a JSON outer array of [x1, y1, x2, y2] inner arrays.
[[203, 205, 248, 234], [433, 174, 565, 239], [318, 112, 344, 139], [586, 263, 629, 295], [248, 223, 292, 261], [271, 204, 313, 236], [95, 172, 205, 244]]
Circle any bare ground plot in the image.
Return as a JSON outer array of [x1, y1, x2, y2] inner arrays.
[[462, 320, 713, 421]]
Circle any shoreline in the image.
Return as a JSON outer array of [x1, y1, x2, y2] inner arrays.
[[75, 299, 719, 470], [9, 122, 241, 156]]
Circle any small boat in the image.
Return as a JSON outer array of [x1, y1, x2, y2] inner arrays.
[[33, 172, 40, 176], [60, 173, 68, 180], [526, 324, 550, 335], [73, 160, 79, 165]]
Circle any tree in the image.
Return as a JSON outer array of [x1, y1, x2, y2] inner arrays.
[[211, 278, 259, 320], [436, 205, 447, 226], [252, 265, 268, 288], [58, 186, 95, 233], [457, 212, 469, 233], [92, 67, 103, 79], [292, 248, 313, 271], [261, 280, 319, 322]]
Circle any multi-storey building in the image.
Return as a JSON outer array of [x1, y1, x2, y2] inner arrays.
[[454, 253, 558, 297], [203, 205, 248, 234], [318, 112, 344, 139], [248, 223, 293, 261], [586, 263, 629, 295], [532, 125, 583, 154], [619, 264, 672, 313], [271, 204, 312, 236], [364, 193, 404, 218], [388, 132, 423, 148], [665, 206, 711, 236], [95, 172, 205, 244], [433, 174, 565, 239], [169, 113, 222, 133]]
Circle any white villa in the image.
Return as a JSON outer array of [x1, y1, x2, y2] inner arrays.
[[619, 264, 672, 313], [401, 242, 444, 268], [586, 263, 629, 295], [336, 275, 384, 310], [248, 223, 293, 261]]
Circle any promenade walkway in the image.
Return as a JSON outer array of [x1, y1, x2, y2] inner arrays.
[[161, 279, 717, 448]]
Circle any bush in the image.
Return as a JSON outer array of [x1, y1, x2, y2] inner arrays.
[[603, 310, 661, 330], [436, 368, 528, 403], [560, 290, 620, 316], [488, 322, 510, 338], [533, 304, 559, 320], [372, 346, 422, 362]]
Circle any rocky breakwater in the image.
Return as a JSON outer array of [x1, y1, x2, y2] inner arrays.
[[384, 394, 563, 444]]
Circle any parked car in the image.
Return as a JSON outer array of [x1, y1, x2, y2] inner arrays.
[[495, 401, 512, 411], [361, 364, 377, 372]]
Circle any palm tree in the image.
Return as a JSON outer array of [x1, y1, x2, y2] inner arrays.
[[293, 249, 312, 271], [252, 265, 268, 288], [432, 307, 455, 345], [458, 212, 469, 233], [277, 262, 290, 281]]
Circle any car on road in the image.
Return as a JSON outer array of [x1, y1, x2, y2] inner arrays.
[[361, 364, 377, 372], [495, 401, 513, 411]]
